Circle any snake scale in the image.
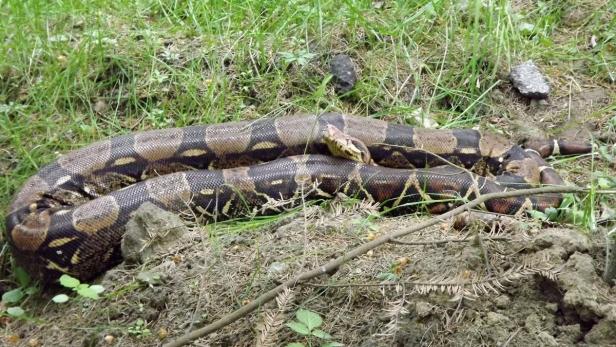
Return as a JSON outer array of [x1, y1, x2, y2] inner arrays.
[[5, 113, 591, 283]]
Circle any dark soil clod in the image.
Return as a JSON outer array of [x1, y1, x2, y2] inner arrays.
[[330, 54, 357, 95]]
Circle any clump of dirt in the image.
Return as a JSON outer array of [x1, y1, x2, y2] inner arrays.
[[3, 202, 615, 347]]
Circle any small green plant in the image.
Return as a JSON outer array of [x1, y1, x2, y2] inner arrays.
[[1, 267, 38, 319], [279, 51, 316, 67], [52, 274, 105, 303], [127, 318, 151, 337], [286, 309, 342, 347]]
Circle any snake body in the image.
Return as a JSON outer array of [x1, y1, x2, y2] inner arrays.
[[5, 113, 591, 282]]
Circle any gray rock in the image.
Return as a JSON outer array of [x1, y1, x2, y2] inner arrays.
[[524, 313, 542, 332], [537, 331, 558, 346], [486, 311, 511, 325], [545, 302, 558, 313], [121, 202, 189, 264], [415, 301, 433, 318], [330, 54, 357, 95], [267, 261, 289, 278], [510, 60, 550, 99], [494, 295, 511, 309]]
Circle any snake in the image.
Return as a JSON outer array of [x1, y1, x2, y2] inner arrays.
[[5, 113, 591, 283]]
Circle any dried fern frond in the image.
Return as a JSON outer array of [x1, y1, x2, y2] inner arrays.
[[328, 194, 380, 217], [309, 262, 561, 301], [254, 287, 295, 347], [373, 296, 410, 338]]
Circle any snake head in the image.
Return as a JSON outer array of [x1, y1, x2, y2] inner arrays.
[[323, 124, 372, 164]]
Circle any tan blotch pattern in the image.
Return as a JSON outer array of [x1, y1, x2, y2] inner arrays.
[[343, 115, 388, 145], [274, 114, 320, 147], [505, 158, 541, 184], [112, 157, 137, 166], [58, 140, 112, 174], [9, 175, 49, 213], [478, 133, 511, 158], [11, 211, 51, 251], [205, 123, 252, 156], [222, 167, 256, 196], [251, 141, 278, 150], [180, 149, 208, 157], [290, 156, 313, 186], [72, 196, 120, 234], [47, 237, 78, 248], [412, 129, 458, 155], [134, 128, 183, 161], [145, 172, 191, 207]]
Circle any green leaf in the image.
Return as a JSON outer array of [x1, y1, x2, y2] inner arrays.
[[286, 321, 311, 335], [597, 177, 613, 189], [286, 343, 305, 347], [76, 286, 100, 300], [136, 270, 163, 286], [6, 306, 25, 317], [377, 272, 399, 281], [312, 329, 332, 339], [89, 285, 105, 294], [52, 294, 69, 303], [14, 267, 31, 287], [296, 309, 322, 330], [24, 286, 39, 295], [59, 274, 80, 288], [528, 210, 547, 221], [76, 283, 89, 291], [321, 342, 344, 347], [2, 288, 24, 304], [545, 207, 559, 220]]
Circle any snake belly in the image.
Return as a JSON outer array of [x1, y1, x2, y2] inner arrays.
[[5, 113, 588, 282]]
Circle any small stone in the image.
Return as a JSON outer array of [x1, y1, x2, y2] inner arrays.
[[158, 327, 169, 340], [121, 202, 189, 264], [27, 338, 41, 347], [486, 311, 511, 325], [537, 331, 558, 346], [330, 54, 357, 95], [93, 99, 109, 114], [510, 60, 550, 99], [545, 302, 558, 313], [103, 335, 115, 345], [415, 301, 433, 318], [267, 262, 289, 277], [494, 295, 511, 309], [524, 313, 542, 332]]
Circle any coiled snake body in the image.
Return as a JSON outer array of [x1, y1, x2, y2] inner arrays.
[[5, 113, 591, 282]]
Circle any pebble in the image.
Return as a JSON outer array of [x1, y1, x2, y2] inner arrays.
[[267, 261, 289, 277], [330, 54, 357, 95], [509, 60, 550, 99], [415, 301, 433, 318], [494, 294, 511, 309]]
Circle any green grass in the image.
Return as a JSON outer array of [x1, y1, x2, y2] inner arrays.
[[1, 0, 614, 258]]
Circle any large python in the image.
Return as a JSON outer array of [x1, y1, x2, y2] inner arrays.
[[5, 113, 591, 283]]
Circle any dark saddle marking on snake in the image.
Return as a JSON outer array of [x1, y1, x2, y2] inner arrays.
[[5, 113, 591, 282]]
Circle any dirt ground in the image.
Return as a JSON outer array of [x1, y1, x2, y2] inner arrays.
[[4, 193, 616, 347], [2, 83, 615, 347]]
